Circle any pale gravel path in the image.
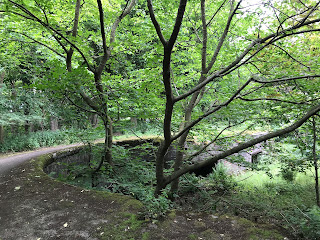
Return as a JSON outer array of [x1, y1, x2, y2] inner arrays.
[[0, 143, 83, 177]]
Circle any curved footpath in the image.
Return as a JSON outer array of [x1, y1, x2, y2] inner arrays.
[[0, 143, 290, 240], [0, 144, 84, 176]]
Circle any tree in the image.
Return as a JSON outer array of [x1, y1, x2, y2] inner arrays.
[[1, 0, 136, 168], [146, 0, 320, 195], [312, 116, 319, 207]]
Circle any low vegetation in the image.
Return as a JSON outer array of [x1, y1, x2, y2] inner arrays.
[[44, 136, 319, 239]]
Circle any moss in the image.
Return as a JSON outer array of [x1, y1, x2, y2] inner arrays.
[[199, 229, 222, 239], [233, 216, 285, 240], [123, 198, 144, 211], [188, 233, 197, 239], [99, 213, 146, 240], [194, 220, 206, 229], [167, 210, 176, 220], [236, 217, 255, 227], [248, 228, 284, 240], [141, 232, 150, 240]]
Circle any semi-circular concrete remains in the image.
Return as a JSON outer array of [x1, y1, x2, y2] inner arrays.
[[0, 143, 83, 178]]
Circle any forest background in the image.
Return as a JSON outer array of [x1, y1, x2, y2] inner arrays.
[[1, 0, 320, 239]]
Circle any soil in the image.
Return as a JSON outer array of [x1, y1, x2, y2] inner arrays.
[[0, 142, 291, 240]]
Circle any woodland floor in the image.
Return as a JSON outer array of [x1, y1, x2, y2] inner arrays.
[[0, 144, 292, 240]]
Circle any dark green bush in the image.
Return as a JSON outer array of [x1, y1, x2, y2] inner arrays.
[[299, 206, 320, 240], [206, 162, 237, 193]]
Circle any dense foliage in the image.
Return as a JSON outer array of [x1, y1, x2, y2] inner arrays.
[[1, 1, 320, 238]]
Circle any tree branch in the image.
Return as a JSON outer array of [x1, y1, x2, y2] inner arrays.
[[66, 0, 81, 71], [7, 0, 94, 72], [9, 30, 65, 58], [271, 43, 310, 69], [172, 78, 252, 142], [166, 104, 320, 184], [206, 0, 242, 73], [174, 13, 320, 102], [238, 96, 319, 105], [201, 0, 207, 72], [97, 0, 107, 55], [253, 75, 320, 84], [167, 0, 188, 50], [96, 0, 135, 76], [147, 0, 167, 45]]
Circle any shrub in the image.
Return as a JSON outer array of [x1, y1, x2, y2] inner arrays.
[[279, 168, 296, 182], [299, 206, 320, 240], [206, 162, 237, 193]]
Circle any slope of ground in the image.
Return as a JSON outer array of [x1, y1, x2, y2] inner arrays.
[[0, 145, 290, 240]]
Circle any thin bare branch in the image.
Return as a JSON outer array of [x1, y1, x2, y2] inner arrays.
[[174, 17, 320, 102], [167, 0, 188, 50], [34, 0, 49, 24], [253, 75, 320, 84], [271, 43, 310, 69], [66, 0, 81, 71], [201, 0, 207, 72], [186, 119, 249, 162], [206, 0, 242, 73], [96, 0, 135, 76], [66, 95, 97, 114], [205, 0, 227, 28], [238, 96, 320, 105], [9, 30, 65, 58], [172, 78, 252, 142]]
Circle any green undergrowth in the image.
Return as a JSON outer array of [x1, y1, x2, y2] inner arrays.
[[179, 161, 320, 239], [51, 141, 173, 219], [0, 127, 104, 153], [45, 139, 319, 239], [98, 213, 148, 240]]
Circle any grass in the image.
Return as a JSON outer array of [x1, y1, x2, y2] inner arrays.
[[215, 161, 319, 239]]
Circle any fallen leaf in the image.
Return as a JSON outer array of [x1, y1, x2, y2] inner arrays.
[[14, 186, 21, 191]]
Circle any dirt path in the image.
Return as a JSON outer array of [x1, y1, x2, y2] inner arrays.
[[0, 143, 84, 177]]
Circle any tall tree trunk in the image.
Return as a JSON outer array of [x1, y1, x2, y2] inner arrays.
[[0, 126, 4, 144], [50, 116, 59, 131], [0, 71, 5, 143], [130, 117, 137, 127], [90, 113, 99, 128], [92, 115, 113, 178], [170, 84, 204, 195], [104, 116, 113, 166], [24, 102, 30, 133], [312, 117, 320, 207]]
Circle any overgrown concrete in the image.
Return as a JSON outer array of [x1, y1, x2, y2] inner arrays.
[[0, 142, 290, 240]]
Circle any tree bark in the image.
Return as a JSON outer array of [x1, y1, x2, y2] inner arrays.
[[312, 116, 320, 207], [90, 114, 99, 128], [50, 116, 59, 131], [0, 71, 4, 143]]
